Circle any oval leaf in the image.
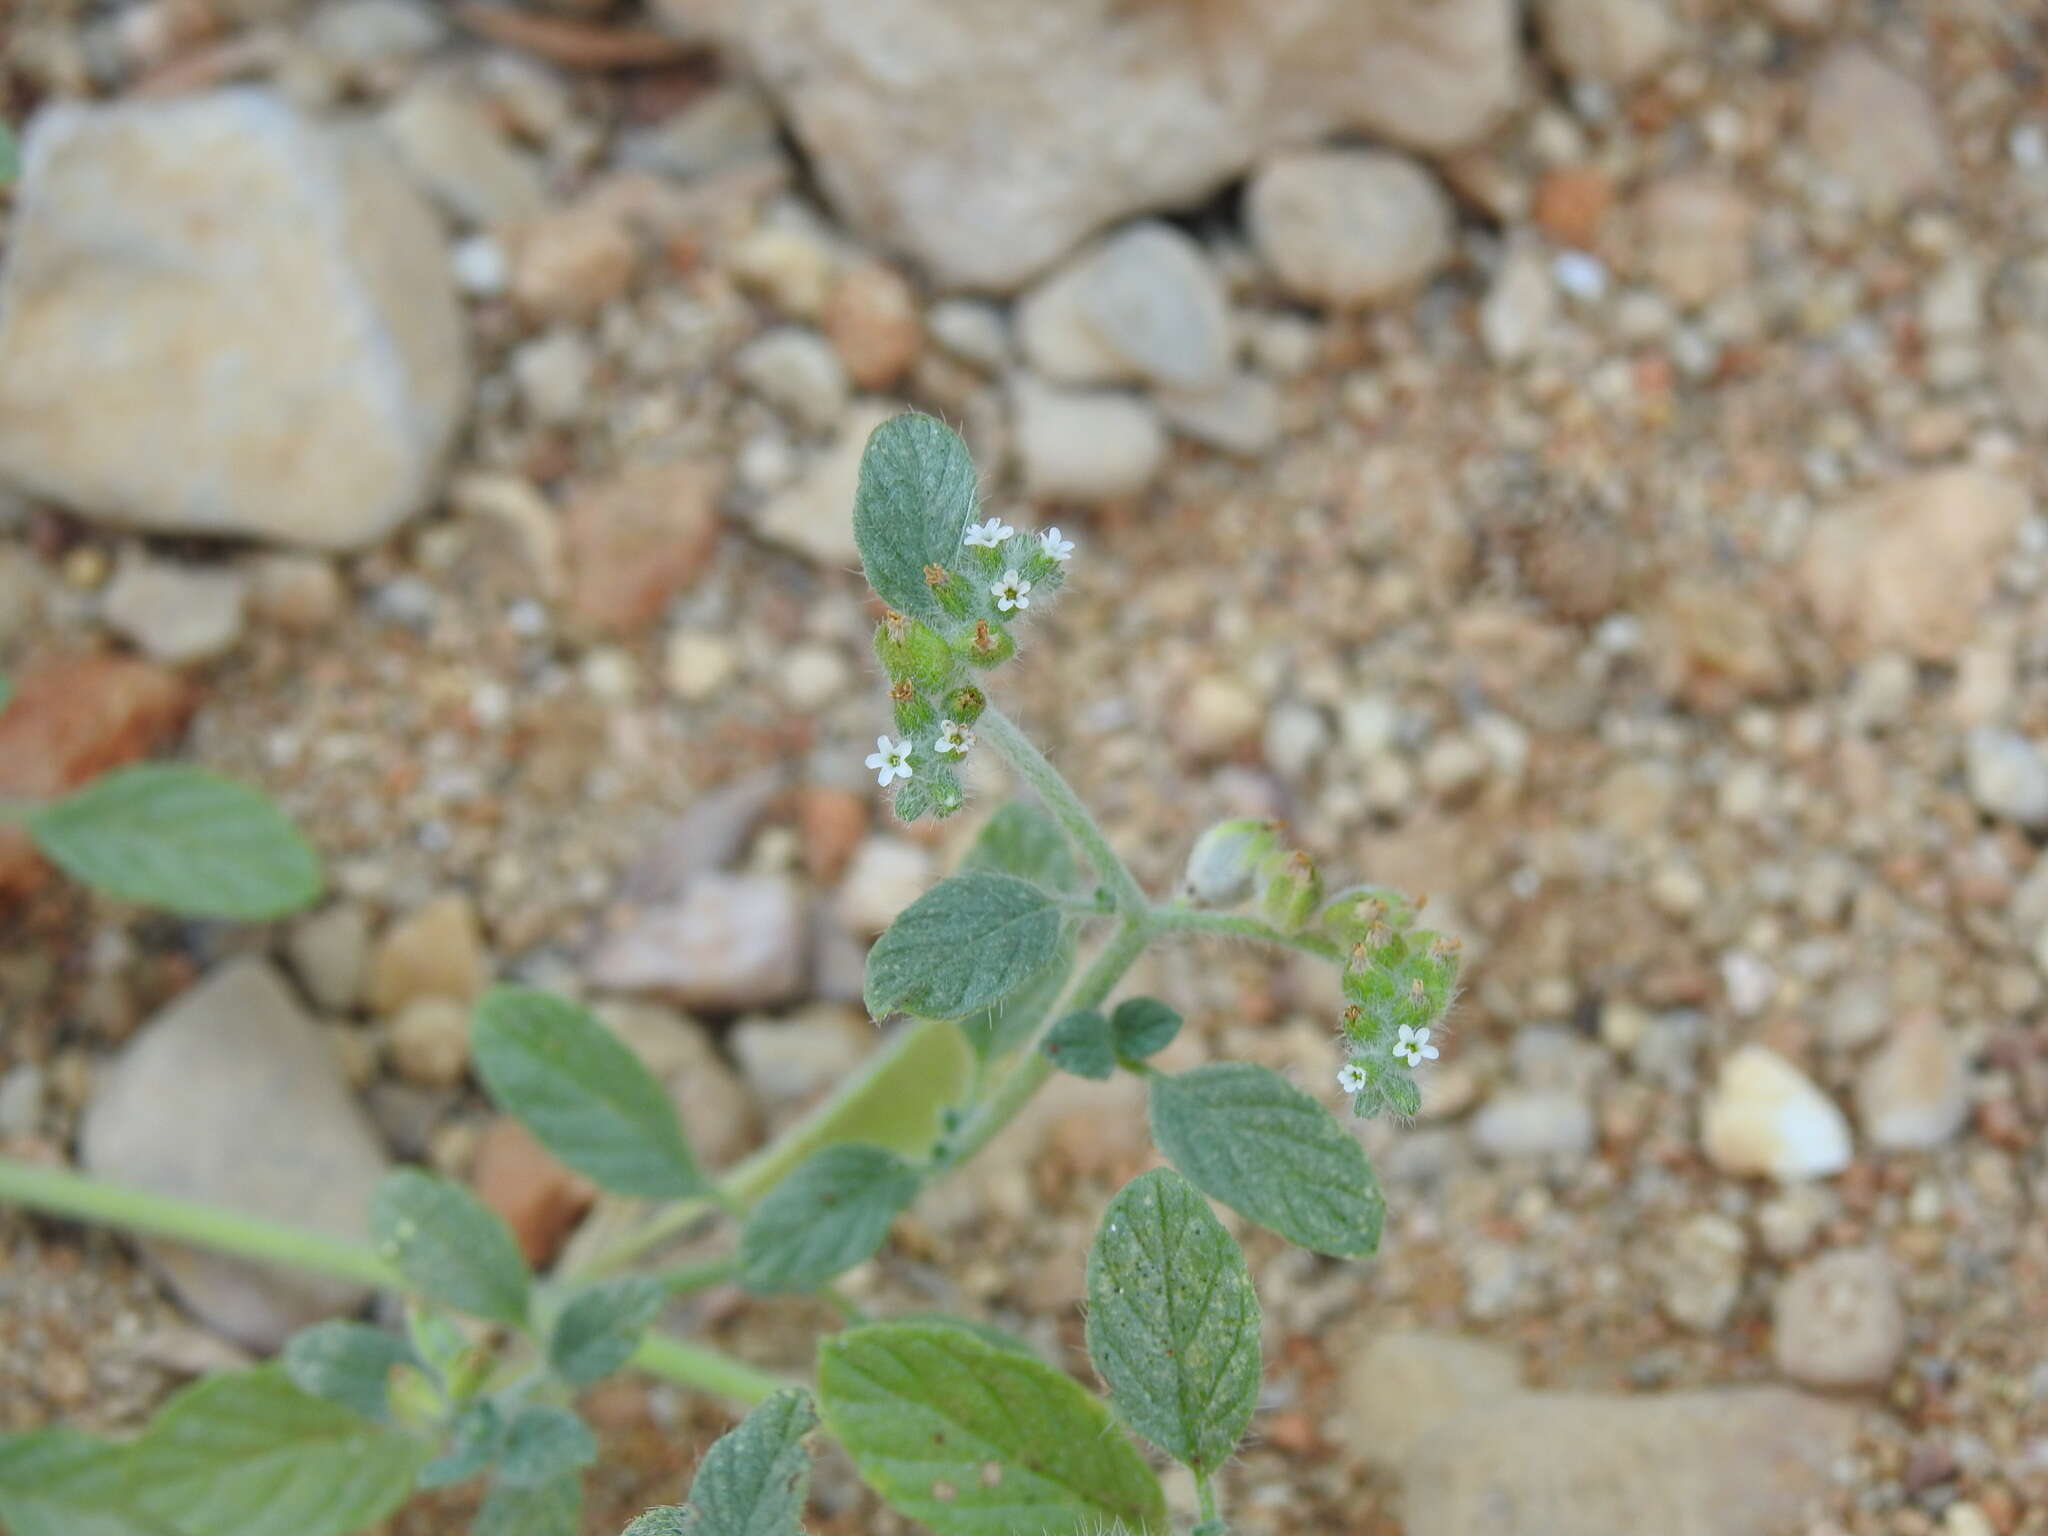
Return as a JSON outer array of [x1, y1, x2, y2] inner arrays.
[[853, 413, 982, 627], [960, 802, 1078, 892], [28, 765, 321, 921], [1109, 998, 1181, 1063], [1040, 1009, 1115, 1081], [0, 1429, 173, 1536], [1148, 1064, 1384, 1258], [818, 1323, 1167, 1536], [496, 1405, 597, 1489], [281, 1321, 413, 1423], [684, 1388, 818, 1536], [475, 1472, 582, 1536], [472, 987, 705, 1199], [863, 872, 1062, 1022], [1086, 1169, 1260, 1474], [371, 1169, 532, 1327], [117, 1368, 422, 1536], [958, 926, 1074, 1061], [549, 1276, 667, 1387], [740, 1144, 920, 1294]]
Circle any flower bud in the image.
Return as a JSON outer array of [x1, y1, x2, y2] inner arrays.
[[925, 562, 974, 619], [947, 684, 987, 724], [1258, 849, 1322, 932], [874, 615, 956, 691], [955, 618, 1016, 669], [891, 680, 936, 736], [1179, 818, 1280, 905]]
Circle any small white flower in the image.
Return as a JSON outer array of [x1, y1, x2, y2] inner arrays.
[[965, 517, 1015, 549], [1393, 1024, 1438, 1068], [864, 735, 915, 788], [935, 719, 974, 756], [991, 570, 1032, 612], [1038, 526, 1075, 563], [1337, 1061, 1369, 1094]]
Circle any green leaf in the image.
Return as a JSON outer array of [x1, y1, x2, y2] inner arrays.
[[619, 1510, 690, 1536], [118, 1367, 422, 1536], [958, 925, 1074, 1061], [549, 1276, 667, 1386], [472, 987, 705, 1199], [0, 1430, 175, 1536], [280, 1321, 412, 1423], [0, 124, 18, 188], [475, 1472, 583, 1536], [863, 872, 1062, 1022], [740, 1144, 920, 1294], [1086, 1170, 1260, 1475], [1041, 1009, 1116, 1080], [818, 1323, 1167, 1536], [960, 802, 1078, 892], [419, 1400, 503, 1490], [684, 1388, 818, 1536], [371, 1169, 532, 1327], [0, 675, 14, 715], [890, 1315, 1041, 1359], [1109, 998, 1181, 1064], [27, 765, 322, 921], [853, 412, 982, 627], [1148, 1064, 1383, 1258], [496, 1405, 597, 1489]]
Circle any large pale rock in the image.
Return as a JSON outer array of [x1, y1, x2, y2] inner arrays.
[[80, 960, 390, 1350], [1344, 1331, 1858, 1536], [698, 0, 1518, 291], [0, 89, 468, 550]]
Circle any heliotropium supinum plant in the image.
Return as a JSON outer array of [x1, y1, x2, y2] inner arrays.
[[0, 414, 1458, 1536]]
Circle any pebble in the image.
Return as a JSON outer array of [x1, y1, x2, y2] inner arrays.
[[836, 835, 934, 936], [1701, 1045, 1853, 1182], [367, 892, 489, 1016], [80, 959, 389, 1350], [0, 1064, 45, 1137], [664, 630, 740, 702], [1636, 175, 1754, 308], [288, 902, 372, 1014], [1756, 1183, 1833, 1261], [1247, 150, 1454, 309], [563, 459, 725, 640], [1016, 221, 1232, 391], [751, 400, 899, 565], [1344, 1331, 1857, 1536], [1470, 1089, 1596, 1160], [307, 0, 448, 77], [1805, 47, 1951, 210], [1262, 702, 1330, 779], [509, 202, 640, 324], [1480, 236, 1556, 363], [100, 557, 249, 664], [1658, 1212, 1749, 1332], [728, 225, 837, 320], [472, 1116, 594, 1269], [386, 996, 471, 1088], [381, 76, 547, 227], [616, 83, 783, 181], [1536, 0, 1676, 88], [587, 874, 808, 1010], [1174, 674, 1264, 758], [1772, 1248, 1906, 1389], [244, 553, 345, 633], [1964, 727, 2048, 828], [0, 90, 467, 549], [734, 326, 852, 434], [1155, 372, 1283, 457], [729, 1003, 872, 1113], [511, 328, 597, 427], [1012, 378, 1166, 503], [1799, 468, 2030, 663], [1856, 1013, 1970, 1150], [928, 300, 1011, 372], [821, 262, 924, 390]]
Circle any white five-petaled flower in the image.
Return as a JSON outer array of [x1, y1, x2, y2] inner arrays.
[[965, 517, 1016, 548], [1039, 526, 1075, 563], [864, 735, 915, 788], [1337, 1061, 1370, 1094], [991, 570, 1032, 612], [935, 719, 974, 756], [1393, 1024, 1438, 1068]]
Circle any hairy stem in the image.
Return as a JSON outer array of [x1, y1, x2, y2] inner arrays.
[[653, 1253, 740, 1295], [977, 706, 1147, 917], [1148, 904, 1343, 963], [1196, 1471, 1220, 1524], [0, 1158, 399, 1289], [629, 1332, 797, 1407]]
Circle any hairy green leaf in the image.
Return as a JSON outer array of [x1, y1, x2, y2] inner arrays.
[[0, 125, 16, 188], [864, 872, 1062, 1022], [959, 926, 1074, 1061], [685, 1388, 818, 1536], [549, 1276, 667, 1386], [1109, 998, 1181, 1063], [853, 413, 982, 627], [0, 1430, 173, 1536], [960, 802, 1078, 892], [618, 1510, 690, 1536], [420, 1400, 503, 1490], [117, 1368, 422, 1536], [1041, 1009, 1116, 1080], [1086, 1170, 1260, 1474], [280, 1321, 412, 1423], [475, 1472, 582, 1536], [818, 1323, 1166, 1535], [496, 1405, 597, 1489], [1148, 1064, 1383, 1258], [472, 987, 705, 1199], [28, 765, 322, 920], [740, 1144, 920, 1294], [371, 1169, 532, 1327]]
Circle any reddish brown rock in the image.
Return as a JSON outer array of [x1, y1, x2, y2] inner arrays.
[[563, 459, 725, 638], [472, 1115, 595, 1268], [822, 261, 924, 390]]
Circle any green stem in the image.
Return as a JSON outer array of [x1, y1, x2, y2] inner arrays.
[[977, 706, 1147, 917], [0, 1158, 400, 1290], [1149, 904, 1343, 963], [1196, 1471, 1221, 1525], [654, 1253, 740, 1295], [629, 1331, 794, 1407]]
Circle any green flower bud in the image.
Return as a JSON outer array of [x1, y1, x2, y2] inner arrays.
[[1179, 818, 1280, 905], [1319, 882, 1423, 945], [925, 562, 975, 620], [894, 761, 965, 823], [1258, 849, 1322, 932], [891, 680, 937, 736], [1342, 928, 1460, 1039], [874, 612, 957, 691], [955, 618, 1016, 669], [947, 684, 987, 724]]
